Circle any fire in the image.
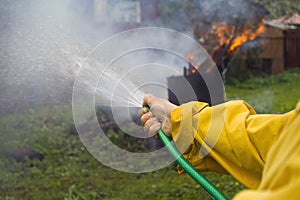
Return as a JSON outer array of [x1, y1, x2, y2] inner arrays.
[[211, 21, 265, 53], [186, 52, 200, 74], [229, 23, 265, 51], [185, 21, 265, 75], [213, 23, 233, 46]]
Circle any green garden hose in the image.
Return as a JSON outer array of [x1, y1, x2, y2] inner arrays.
[[144, 106, 227, 200]]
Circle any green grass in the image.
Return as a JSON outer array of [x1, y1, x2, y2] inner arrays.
[[0, 105, 241, 200], [0, 69, 299, 200], [225, 68, 300, 113]]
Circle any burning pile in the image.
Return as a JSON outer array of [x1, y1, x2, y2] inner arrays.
[[213, 21, 265, 52], [189, 19, 265, 75]]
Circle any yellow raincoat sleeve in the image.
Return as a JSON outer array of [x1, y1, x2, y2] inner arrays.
[[170, 100, 299, 196]]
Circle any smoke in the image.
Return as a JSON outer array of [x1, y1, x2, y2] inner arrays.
[[0, 0, 200, 114], [0, 0, 225, 172], [0, 0, 240, 114], [0, 0, 114, 114], [201, 0, 255, 23], [156, 0, 266, 33]]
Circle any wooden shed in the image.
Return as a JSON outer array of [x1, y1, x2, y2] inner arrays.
[[260, 13, 300, 74]]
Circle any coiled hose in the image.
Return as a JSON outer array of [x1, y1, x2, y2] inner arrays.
[[144, 106, 227, 200]]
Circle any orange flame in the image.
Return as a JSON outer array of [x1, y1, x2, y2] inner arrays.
[[212, 21, 265, 53], [214, 23, 233, 46], [229, 23, 265, 51], [186, 52, 200, 74], [186, 21, 265, 75]]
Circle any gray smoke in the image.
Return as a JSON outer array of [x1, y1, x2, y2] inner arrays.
[[0, 0, 115, 114], [200, 0, 259, 24], [1, 0, 258, 114]]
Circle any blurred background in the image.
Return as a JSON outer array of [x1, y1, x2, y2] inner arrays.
[[0, 0, 299, 199]]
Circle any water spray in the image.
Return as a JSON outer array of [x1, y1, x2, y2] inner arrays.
[[143, 105, 227, 200], [73, 27, 227, 198]]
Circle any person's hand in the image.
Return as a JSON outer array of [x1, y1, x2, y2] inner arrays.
[[139, 94, 177, 138]]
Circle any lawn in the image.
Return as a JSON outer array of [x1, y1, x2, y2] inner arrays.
[[0, 69, 299, 200]]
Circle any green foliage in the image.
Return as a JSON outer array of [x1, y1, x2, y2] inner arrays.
[[157, 0, 199, 31], [251, 0, 300, 18], [158, 0, 300, 28], [226, 54, 253, 82], [226, 45, 270, 83]]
